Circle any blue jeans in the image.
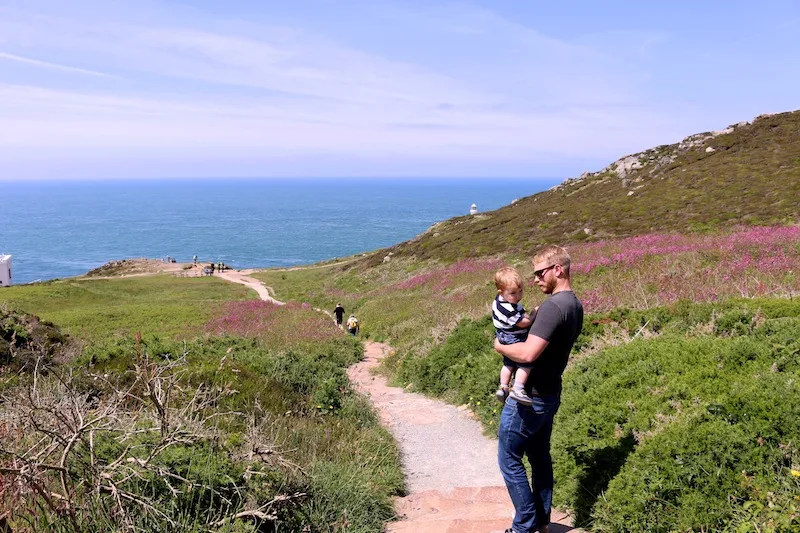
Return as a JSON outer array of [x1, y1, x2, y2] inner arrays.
[[498, 395, 561, 533]]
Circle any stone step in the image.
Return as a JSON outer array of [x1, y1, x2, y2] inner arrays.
[[387, 486, 582, 533]]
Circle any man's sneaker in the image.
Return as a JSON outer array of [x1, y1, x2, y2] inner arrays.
[[508, 388, 533, 406], [495, 386, 509, 403]]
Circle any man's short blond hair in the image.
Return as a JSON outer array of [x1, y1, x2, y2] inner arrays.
[[533, 245, 571, 274], [494, 266, 523, 290]]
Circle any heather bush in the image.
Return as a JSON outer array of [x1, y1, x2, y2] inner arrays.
[[206, 300, 342, 347], [571, 225, 800, 312]]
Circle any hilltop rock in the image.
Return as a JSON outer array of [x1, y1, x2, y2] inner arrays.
[[86, 258, 181, 277], [563, 120, 748, 188]]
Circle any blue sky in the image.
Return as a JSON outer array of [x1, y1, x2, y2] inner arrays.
[[0, 0, 798, 180]]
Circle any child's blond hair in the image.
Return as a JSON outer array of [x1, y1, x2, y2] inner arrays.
[[494, 266, 523, 291]]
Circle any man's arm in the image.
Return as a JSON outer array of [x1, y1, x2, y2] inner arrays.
[[494, 334, 549, 364]]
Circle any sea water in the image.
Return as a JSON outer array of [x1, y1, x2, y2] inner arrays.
[[0, 178, 559, 284]]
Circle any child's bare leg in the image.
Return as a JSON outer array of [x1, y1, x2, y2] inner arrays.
[[495, 365, 514, 402], [499, 365, 513, 388], [509, 366, 533, 406], [512, 366, 529, 392]]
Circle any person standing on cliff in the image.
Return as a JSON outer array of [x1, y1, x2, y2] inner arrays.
[[494, 245, 583, 533], [333, 303, 345, 328]]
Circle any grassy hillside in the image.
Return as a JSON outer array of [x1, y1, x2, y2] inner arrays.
[[361, 110, 800, 264], [253, 221, 800, 531], [254, 224, 800, 349]]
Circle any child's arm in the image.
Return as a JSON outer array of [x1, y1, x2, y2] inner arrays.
[[515, 306, 539, 329], [516, 315, 533, 329]]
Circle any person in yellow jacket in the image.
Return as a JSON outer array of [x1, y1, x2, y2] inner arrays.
[[346, 315, 360, 336]]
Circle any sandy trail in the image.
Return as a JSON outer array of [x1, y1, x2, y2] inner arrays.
[[215, 270, 283, 304]]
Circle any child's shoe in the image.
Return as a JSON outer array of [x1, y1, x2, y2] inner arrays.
[[495, 385, 509, 403], [508, 388, 533, 406]]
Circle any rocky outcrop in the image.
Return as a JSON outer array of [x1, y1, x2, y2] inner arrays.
[[554, 117, 755, 192]]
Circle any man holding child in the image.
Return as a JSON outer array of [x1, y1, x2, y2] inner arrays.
[[493, 245, 584, 533]]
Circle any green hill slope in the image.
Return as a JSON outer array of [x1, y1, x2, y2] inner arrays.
[[374, 110, 800, 264]]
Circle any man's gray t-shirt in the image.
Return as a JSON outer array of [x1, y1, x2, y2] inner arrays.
[[526, 290, 584, 396]]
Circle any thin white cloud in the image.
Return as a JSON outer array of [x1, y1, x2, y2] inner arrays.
[[0, 1, 711, 178], [0, 50, 117, 78]]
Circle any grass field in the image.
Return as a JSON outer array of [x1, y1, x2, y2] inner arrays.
[[0, 274, 255, 341]]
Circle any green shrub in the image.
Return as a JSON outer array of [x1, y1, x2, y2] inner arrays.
[[715, 308, 754, 336], [555, 320, 800, 530]]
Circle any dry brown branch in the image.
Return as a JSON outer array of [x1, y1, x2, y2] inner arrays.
[[0, 340, 251, 531], [211, 491, 307, 529]]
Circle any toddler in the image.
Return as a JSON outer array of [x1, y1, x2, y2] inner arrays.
[[492, 267, 536, 405]]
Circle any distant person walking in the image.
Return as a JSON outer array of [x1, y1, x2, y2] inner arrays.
[[333, 303, 345, 328], [493, 245, 583, 533], [346, 315, 360, 336], [193, 255, 197, 266]]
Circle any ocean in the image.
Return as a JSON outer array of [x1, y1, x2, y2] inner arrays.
[[0, 178, 560, 285]]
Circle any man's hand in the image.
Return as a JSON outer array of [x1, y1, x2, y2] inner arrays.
[[495, 334, 549, 364]]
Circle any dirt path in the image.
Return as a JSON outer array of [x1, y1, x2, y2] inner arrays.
[[215, 270, 284, 304], [349, 342, 580, 533]]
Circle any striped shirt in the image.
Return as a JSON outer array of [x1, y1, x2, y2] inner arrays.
[[492, 294, 526, 332]]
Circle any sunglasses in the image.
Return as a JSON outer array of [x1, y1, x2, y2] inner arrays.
[[533, 264, 557, 279]]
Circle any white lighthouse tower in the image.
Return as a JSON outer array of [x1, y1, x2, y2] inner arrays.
[[469, 203, 478, 215], [0, 255, 11, 286]]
